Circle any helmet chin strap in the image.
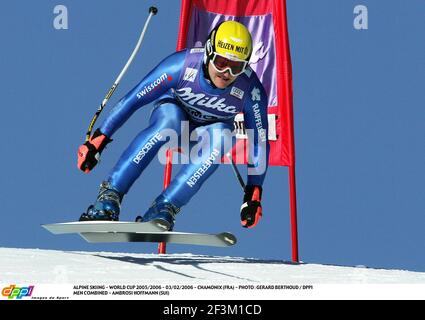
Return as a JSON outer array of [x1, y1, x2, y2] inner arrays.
[[202, 59, 218, 89], [202, 38, 218, 88]]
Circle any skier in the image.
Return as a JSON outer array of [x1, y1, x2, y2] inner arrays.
[[77, 21, 270, 230]]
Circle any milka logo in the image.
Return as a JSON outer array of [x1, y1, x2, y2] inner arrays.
[[176, 88, 238, 114], [136, 73, 171, 99], [2, 285, 34, 299]]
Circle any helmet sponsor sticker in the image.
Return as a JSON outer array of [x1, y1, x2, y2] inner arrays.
[[217, 40, 248, 57], [230, 36, 243, 43]]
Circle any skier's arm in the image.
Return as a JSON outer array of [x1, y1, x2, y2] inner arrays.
[[99, 50, 186, 137], [243, 82, 270, 187], [78, 50, 185, 172], [239, 81, 269, 228]]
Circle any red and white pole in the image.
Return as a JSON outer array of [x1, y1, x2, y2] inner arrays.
[[158, 149, 174, 254], [288, 165, 299, 262], [158, 148, 184, 254]]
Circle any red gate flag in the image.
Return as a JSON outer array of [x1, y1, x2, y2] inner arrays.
[[176, 0, 299, 261], [176, 0, 295, 167]]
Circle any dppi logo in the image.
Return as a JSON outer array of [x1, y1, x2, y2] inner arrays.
[[2, 285, 34, 299]]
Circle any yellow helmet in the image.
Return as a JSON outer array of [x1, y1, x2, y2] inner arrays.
[[205, 21, 253, 62]]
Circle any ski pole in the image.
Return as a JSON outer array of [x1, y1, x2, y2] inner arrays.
[[226, 152, 246, 190], [85, 6, 158, 141]]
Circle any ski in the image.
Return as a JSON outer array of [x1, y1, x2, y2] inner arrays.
[[42, 219, 169, 235], [42, 220, 237, 247], [79, 231, 237, 247]]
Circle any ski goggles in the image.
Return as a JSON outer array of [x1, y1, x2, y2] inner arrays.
[[210, 52, 248, 77]]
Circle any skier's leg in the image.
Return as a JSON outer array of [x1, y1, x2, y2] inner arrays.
[[80, 101, 189, 221], [164, 121, 235, 207], [107, 101, 189, 194], [139, 121, 235, 229]]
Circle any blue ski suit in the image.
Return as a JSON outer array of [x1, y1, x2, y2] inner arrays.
[[100, 48, 269, 208]]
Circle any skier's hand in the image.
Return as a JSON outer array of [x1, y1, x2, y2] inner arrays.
[[240, 185, 263, 228], [77, 129, 112, 173]]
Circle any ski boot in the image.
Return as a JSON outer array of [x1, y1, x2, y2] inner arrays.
[[135, 195, 180, 231], [79, 181, 123, 221]]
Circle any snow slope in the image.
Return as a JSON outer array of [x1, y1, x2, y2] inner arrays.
[[1, 247, 424, 284]]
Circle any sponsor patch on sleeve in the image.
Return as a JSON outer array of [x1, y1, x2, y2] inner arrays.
[[190, 48, 205, 54], [183, 67, 198, 82], [251, 87, 261, 102], [230, 87, 245, 100]]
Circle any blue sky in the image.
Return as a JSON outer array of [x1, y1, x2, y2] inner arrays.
[[0, 0, 424, 273]]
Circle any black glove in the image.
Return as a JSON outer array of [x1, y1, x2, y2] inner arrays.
[[240, 185, 263, 228], [77, 129, 112, 173]]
